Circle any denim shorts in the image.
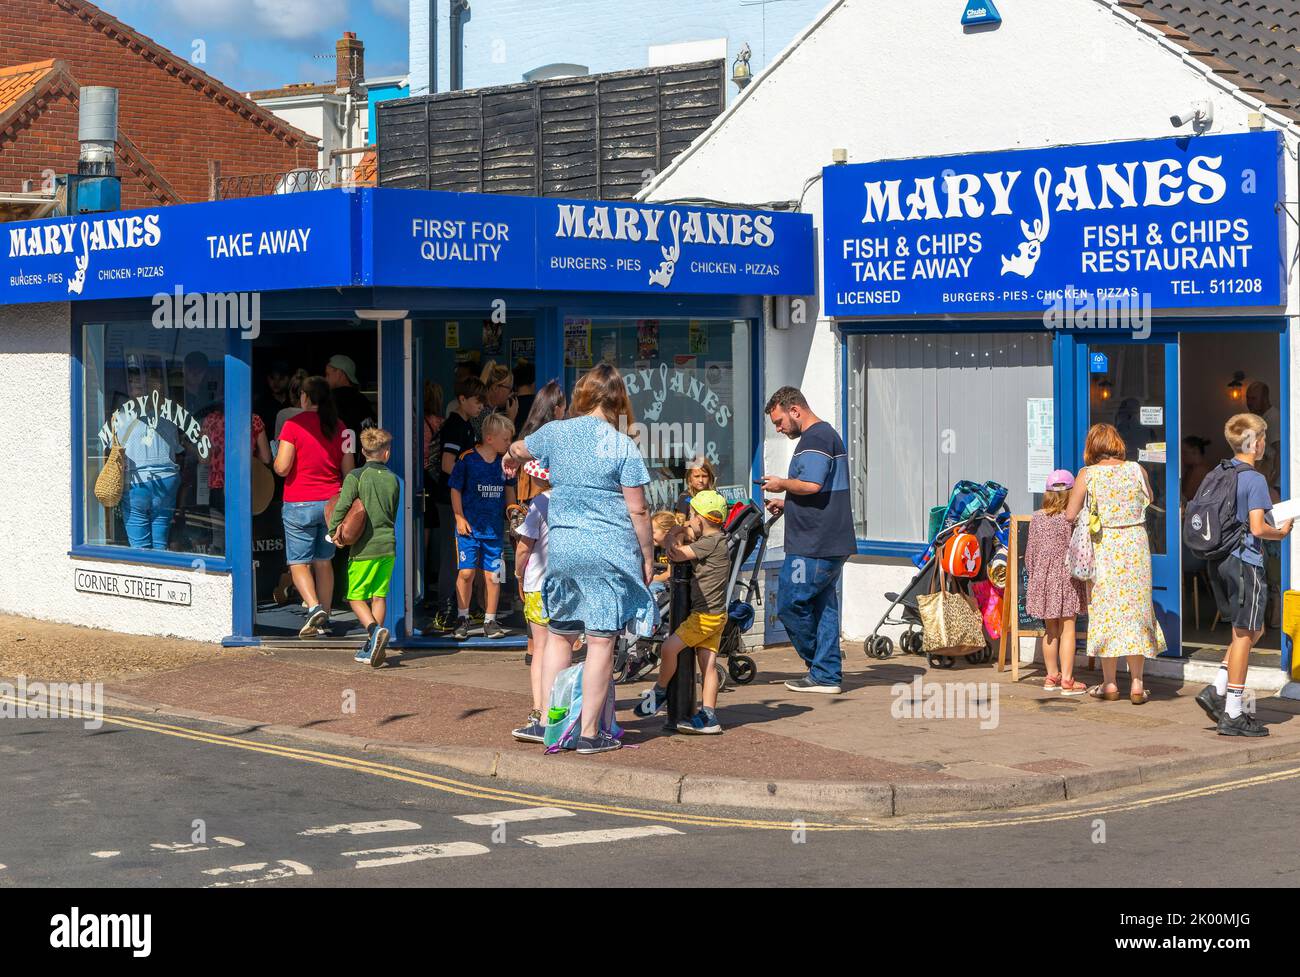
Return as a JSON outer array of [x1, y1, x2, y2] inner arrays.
[[283, 500, 336, 565]]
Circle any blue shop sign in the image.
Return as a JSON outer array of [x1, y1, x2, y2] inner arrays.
[[1, 188, 814, 305], [369, 188, 815, 296], [2, 191, 358, 305], [822, 132, 1285, 317]]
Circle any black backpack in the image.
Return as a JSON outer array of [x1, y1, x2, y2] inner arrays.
[[1183, 460, 1248, 562]]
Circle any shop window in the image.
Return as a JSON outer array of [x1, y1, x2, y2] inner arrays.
[[81, 322, 227, 558], [564, 318, 752, 512], [846, 332, 1053, 542]]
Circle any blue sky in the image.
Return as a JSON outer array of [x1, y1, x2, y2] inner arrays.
[[99, 0, 413, 94]]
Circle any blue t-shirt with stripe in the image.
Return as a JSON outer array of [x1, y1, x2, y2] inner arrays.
[[784, 421, 856, 558]]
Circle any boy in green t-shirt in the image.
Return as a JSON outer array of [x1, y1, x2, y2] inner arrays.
[[328, 426, 401, 667]]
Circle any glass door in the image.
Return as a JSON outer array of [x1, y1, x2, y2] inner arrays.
[[1083, 339, 1180, 655]]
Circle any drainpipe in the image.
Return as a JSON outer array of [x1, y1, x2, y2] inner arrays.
[[450, 0, 469, 91], [428, 0, 438, 94]]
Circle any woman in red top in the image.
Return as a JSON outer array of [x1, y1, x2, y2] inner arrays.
[[273, 376, 354, 637]]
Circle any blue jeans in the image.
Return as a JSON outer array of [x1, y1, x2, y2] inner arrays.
[[282, 500, 336, 565], [124, 474, 180, 550], [777, 554, 846, 686]]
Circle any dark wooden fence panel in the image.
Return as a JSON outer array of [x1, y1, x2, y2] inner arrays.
[[376, 60, 725, 199]]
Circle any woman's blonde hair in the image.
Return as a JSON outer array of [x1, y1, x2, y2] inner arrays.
[[571, 363, 634, 433], [1041, 488, 1069, 516], [480, 361, 512, 389], [1084, 423, 1126, 465], [1225, 412, 1267, 454]]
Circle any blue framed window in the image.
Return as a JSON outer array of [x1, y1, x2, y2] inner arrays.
[[76, 317, 232, 569], [561, 317, 753, 513], [844, 330, 1053, 547]]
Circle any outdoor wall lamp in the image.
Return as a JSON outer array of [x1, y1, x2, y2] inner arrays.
[[732, 44, 753, 91], [1227, 370, 1246, 400]]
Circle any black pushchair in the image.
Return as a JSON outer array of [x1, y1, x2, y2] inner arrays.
[[612, 500, 775, 688], [864, 480, 1008, 669]]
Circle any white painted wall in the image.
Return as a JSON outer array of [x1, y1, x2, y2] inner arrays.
[[0, 303, 232, 644], [644, 0, 1300, 646]]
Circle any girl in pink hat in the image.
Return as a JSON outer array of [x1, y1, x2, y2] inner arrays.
[[1025, 470, 1088, 694]]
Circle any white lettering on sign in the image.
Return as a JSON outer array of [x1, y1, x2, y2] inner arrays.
[[74, 568, 193, 606], [7, 213, 163, 296]]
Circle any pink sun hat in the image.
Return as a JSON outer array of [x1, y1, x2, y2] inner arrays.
[[1046, 469, 1075, 491]]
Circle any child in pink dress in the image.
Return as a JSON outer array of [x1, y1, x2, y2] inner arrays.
[[1025, 470, 1088, 695]]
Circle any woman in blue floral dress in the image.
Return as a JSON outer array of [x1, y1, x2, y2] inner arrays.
[[503, 364, 655, 754]]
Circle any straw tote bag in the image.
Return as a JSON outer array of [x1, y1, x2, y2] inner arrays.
[[918, 565, 986, 655], [94, 428, 128, 508]]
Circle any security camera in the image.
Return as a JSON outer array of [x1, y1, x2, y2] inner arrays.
[[1171, 99, 1213, 130]]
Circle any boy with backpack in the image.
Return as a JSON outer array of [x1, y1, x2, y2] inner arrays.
[[327, 426, 401, 668], [1186, 413, 1292, 736], [635, 490, 732, 735]]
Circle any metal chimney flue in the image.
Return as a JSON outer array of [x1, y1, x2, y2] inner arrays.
[[78, 86, 118, 176]]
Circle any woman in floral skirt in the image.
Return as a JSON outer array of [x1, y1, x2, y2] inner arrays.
[[1065, 423, 1167, 703]]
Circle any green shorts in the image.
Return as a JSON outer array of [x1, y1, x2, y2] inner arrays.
[[347, 556, 394, 600]]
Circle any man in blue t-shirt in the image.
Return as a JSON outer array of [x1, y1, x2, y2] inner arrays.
[[448, 413, 517, 639], [1199, 413, 1292, 737], [758, 386, 856, 694]]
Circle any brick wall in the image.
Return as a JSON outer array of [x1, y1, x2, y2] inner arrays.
[[0, 0, 318, 204]]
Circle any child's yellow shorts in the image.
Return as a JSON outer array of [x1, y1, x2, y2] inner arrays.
[[674, 610, 726, 653], [523, 590, 549, 626]]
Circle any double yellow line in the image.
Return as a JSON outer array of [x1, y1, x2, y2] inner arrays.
[[6, 693, 1299, 832]]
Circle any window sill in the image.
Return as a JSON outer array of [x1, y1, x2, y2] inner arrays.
[[855, 538, 926, 560], [69, 545, 232, 575]]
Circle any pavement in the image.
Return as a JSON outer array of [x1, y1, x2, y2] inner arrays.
[[72, 634, 1300, 818]]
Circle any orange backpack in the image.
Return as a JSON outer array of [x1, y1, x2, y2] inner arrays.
[[940, 531, 982, 577]]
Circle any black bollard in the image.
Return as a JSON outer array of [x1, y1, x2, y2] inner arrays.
[[665, 557, 695, 731]]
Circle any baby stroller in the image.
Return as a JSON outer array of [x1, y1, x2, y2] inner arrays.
[[611, 500, 775, 688], [864, 480, 1008, 668]]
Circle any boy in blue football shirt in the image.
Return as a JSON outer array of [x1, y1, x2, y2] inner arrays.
[[449, 412, 516, 639]]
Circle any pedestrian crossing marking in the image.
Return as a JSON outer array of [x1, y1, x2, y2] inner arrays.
[[342, 841, 489, 869], [519, 825, 683, 848], [202, 860, 313, 887], [455, 807, 574, 826], [299, 819, 422, 836], [90, 851, 120, 859]]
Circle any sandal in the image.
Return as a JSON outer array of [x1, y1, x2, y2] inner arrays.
[[1042, 673, 1062, 692], [1059, 677, 1088, 696], [1087, 684, 1120, 701], [1130, 687, 1150, 705]]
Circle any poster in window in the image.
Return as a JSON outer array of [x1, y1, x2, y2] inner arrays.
[[510, 337, 535, 364], [481, 319, 502, 357], [601, 334, 618, 365], [637, 320, 659, 359], [445, 321, 460, 349], [688, 319, 708, 355], [564, 318, 592, 368]]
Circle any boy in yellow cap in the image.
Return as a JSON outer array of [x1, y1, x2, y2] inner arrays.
[[635, 489, 731, 734]]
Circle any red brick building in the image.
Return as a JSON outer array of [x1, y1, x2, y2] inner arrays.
[[0, 0, 318, 210]]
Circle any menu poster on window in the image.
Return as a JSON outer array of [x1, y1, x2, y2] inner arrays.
[[1026, 397, 1054, 495], [564, 318, 592, 368], [637, 320, 659, 359], [445, 321, 460, 349], [674, 354, 697, 370], [600, 335, 618, 365], [481, 319, 502, 356], [688, 319, 708, 355], [510, 337, 535, 363]]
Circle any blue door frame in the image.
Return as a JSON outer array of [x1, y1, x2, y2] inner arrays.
[[1055, 320, 1290, 666]]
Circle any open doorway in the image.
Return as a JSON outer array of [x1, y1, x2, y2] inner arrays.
[[1179, 331, 1282, 662], [412, 316, 535, 644], [250, 324, 379, 641]]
